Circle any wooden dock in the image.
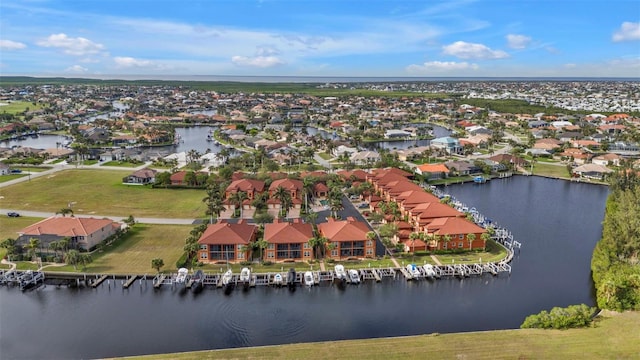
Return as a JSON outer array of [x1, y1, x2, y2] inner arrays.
[[123, 275, 137, 289], [371, 269, 382, 282], [398, 267, 413, 280], [91, 274, 109, 288], [153, 275, 166, 288]]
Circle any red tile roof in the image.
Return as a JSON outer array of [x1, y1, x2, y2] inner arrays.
[[226, 179, 265, 193], [19, 216, 119, 237], [197, 222, 257, 245], [264, 221, 313, 244], [269, 178, 303, 192], [426, 217, 486, 236], [318, 218, 370, 242]]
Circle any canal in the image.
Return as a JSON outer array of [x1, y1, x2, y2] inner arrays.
[[0, 176, 609, 359]]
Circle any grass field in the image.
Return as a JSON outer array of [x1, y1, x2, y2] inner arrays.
[[0, 174, 27, 183], [0, 169, 207, 218], [100, 161, 143, 167], [118, 311, 640, 360], [45, 224, 191, 274], [533, 162, 571, 178], [0, 100, 44, 114]]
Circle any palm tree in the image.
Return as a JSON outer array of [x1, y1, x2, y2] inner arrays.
[[64, 249, 80, 270], [151, 258, 165, 273], [408, 232, 421, 255], [481, 233, 491, 250], [0, 238, 18, 260], [79, 253, 92, 271], [26, 238, 40, 261], [442, 234, 452, 250], [57, 208, 74, 217], [467, 233, 477, 250], [308, 236, 328, 259], [251, 239, 269, 262], [272, 186, 292, 218], [229, 190, 248, 218], [203, 185, 225, 223], [302, 177, 316, 212]]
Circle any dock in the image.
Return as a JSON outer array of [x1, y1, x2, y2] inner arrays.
[[123, 275, 138, 289], [91, 274, 109, 288], [398, 266, 413, 280], [153, 274, 167, 288]]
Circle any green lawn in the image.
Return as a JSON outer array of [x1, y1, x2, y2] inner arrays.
[[434, 240, 508, 264], [100, 160, 144, 168], [532, 162, 571, 178], [0, 169, 207, 218], [317, 152, 332, 160], [118, 311, 640, 360], [0, 174, 27, 183], [16, 166, 52, 172], [0, 101, 44, 114], [44, 224, 191, 274]]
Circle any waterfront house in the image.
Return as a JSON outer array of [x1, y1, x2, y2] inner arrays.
[[263, 219, 314, 262], [424, 217, 487, 251], [592, 153, 622, 167], [410, 202, 465, 231], [197, 220, 257, 263], [17, 216, 122, 251], [444, 160, 480, 176], [572, 163, 613, 180], [225, 179, 265, 200], [122, 168, 157, 185], [431, 137, 462, 154], [318, 217, 375, 260], [415, 163, 450, 179]]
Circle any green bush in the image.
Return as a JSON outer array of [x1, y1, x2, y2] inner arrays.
[[262, 261, 273, 266], [239, 261, 252, 266], [326, 259, 335, 264], [175, 252, 188, 269], [521, 304, 596, 329]]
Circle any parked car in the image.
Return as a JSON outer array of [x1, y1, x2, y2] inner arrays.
[[7, 212, 20, 217], [358, 203, 369, 209], [10, 169, 22, 173]]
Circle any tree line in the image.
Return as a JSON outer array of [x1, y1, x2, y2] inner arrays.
[[590, 169, 640, 311]]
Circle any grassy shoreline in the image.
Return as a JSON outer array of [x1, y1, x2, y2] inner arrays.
[[113, 311, 640, 360]]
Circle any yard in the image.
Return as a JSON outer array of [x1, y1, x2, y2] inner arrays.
[[532, 162, 571, 178], [43, 224, 191, 274], [0, 100, 45, 115], [0, 169, 207, 218]]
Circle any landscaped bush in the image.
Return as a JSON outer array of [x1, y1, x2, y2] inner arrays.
[[262, 261, 273, 266], [326, 259, 335, 264], [175, 252, 188, 269], [520, 304, 596, 329]]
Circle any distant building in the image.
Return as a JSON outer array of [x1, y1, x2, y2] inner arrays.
[[17, 216, 122, 250]]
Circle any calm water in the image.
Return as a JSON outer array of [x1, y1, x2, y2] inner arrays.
[[0, 176, 608, 359], [0, 134, 71, 149]]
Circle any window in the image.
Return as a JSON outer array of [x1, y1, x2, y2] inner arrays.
[[443, 243, 447, 249], [331, 250, 338, 257], [303, 243, 310, 249], [367, 240, 372, 246], [209, 244, 234, 261], [200, 244, 207, 250], [237, 244, 243, 250], [458, 242, 463, 248], [267, 252, 274, 258], [304, 251, 310, 257], [366, 249, 373, 255], [268, 243, 274, 249], [459, 234, 464, 239], [200, 253, 207, 259], [238, 253, 244, 259]]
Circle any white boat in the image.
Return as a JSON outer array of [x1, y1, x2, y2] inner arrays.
[[240, 267, 251, 283], [304, 271, 314, 287], [423, 264, 437, 278], [407, 264, 421, 279], [221, 269, 233, 286], [348, 269, 360, 284], [175, 268, 189, 283], [334, 265, 347, 281], [273, 273, 283, 286]]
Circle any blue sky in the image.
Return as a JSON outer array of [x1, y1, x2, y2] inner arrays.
[[0, 0, 639, 77]]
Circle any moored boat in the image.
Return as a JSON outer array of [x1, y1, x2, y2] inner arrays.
[[348, 269, 360, 284], [334, 264, 347, 281], [304, 271, 314, 287], [221, 269, 233, 287], [273, 273, 283, 287], [175, 268, 189, 284], [423, 264, 436, 279], [406, 264, 421, 280], [287, 268, 296, 289]]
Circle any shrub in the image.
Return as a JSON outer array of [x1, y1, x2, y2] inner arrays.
[[326, 259, 335, 264], [239, 261, 252, 266], [262, 261, 273, 266], [520, 304, 596, 329], [175, 252, 188, 269]]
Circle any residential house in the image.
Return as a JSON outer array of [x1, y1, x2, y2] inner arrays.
[[263, 219, 314, 262], [17, 216, 122, 250], [572, 163, 613, 180], [196, 220, 257, 263], [592, 153, 622, 167], [431, 136, 462, 154], [444, 161, 481, 176], [488, 154, 528, 168], [410, 202, 464, 231], [350, 150, 381, 165], [415, 163, 450, 179], [0, 162, 10, 175], [122, 168, 157, 185], [318, 217, 375, 260], [225, 179, 265, 200]]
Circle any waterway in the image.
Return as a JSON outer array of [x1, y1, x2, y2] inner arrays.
[[0, 176, 608, 359]]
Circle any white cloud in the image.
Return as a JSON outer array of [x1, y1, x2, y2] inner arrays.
[[406, 61, 479, 73], [37, 33, 105, 56], [442, 41, 509, 59], [231, 55, 285, 68], [506, 34, 532, 49], [0, 39, 27, 50], [113, 56, 153, 68], [65, 65, 88, 73], [612, 22, 640, 42]]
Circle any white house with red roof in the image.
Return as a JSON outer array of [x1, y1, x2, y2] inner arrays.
[[17, 216, 122, 250]]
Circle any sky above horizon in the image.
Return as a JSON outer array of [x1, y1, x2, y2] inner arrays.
[[0, 0, 639, 78]]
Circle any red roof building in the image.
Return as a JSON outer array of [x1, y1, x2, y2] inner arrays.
[[197, 220, 257, 263], [263, 219, 314, 262], [18, 216, 122, 250], [318, 217, 375, 259]]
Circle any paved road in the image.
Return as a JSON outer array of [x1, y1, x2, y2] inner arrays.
[[0, 208, 197, 225]]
